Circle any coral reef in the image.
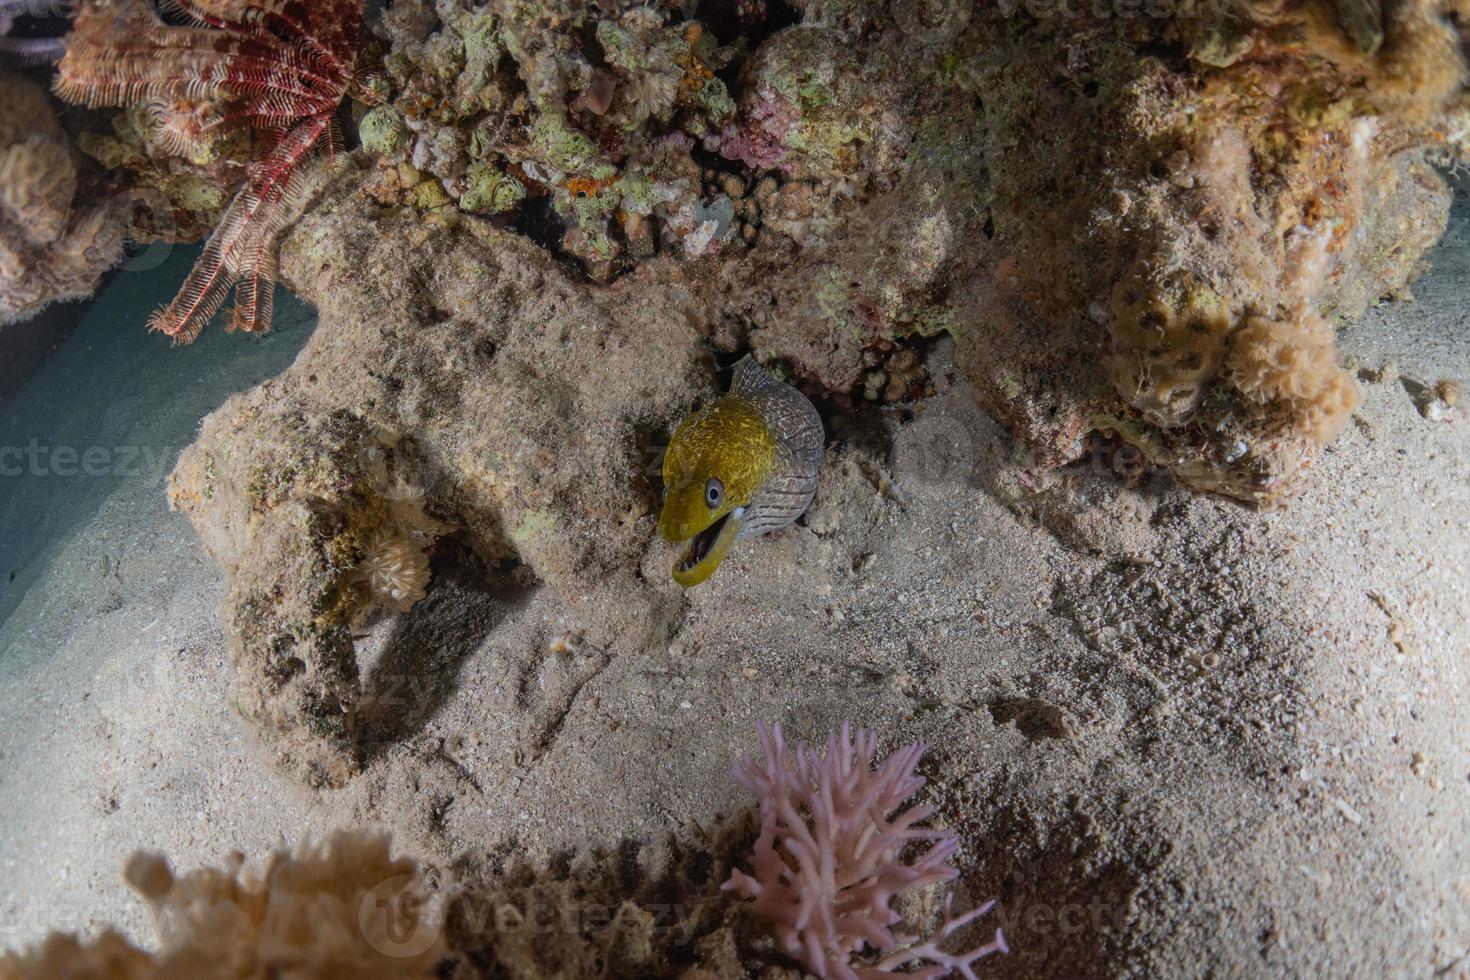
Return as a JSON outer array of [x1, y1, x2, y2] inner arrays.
[[0, 832, 444, 979], [0, 70, 125, 326], [70, 100, 251, 245], [158, 1, 1470, 776], [166, 166, 709, 782], [705, 0, 1467, 503], [22, 0, 1462, 491], [0, 726, 1004, 980], [718, 25, 894, 183], [366, 0, 754, 277], [359, 0, 912, 279], [724, 723, 1007, 979], [56, 0, 380, 341], [0, 817, 851, 978], [1076, 0, 1466, 500]]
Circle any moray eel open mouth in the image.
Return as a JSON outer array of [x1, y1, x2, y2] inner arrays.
[[672, 507, 743, 588]]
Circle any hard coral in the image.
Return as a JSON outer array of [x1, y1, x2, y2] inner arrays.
[[0, 71, 125, 326], [719, 25, 887, 182], [0, 932, 154, 980], [0, 832, 445, 980], [1087, 0, 1468, 501], [56, 0, 376, 342], [369, 0, 741, 276], [723, 722, 1008, 979], [354, 525, 432, 614]]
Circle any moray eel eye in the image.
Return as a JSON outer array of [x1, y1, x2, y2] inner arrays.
[[704, 477, 723, 509]]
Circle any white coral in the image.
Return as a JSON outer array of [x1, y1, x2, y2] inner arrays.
[[354, 526, 431, 613], [1228, 313, 1360, 444], [0, 832, 445, 979]]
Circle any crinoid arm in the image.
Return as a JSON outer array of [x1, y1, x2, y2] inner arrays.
[[55, 0, 365, 342], [166, 0, 365, 75], [0, 34, 66, 65], [148, 114, 327, 343], [56, 0, 343, 120], [56, 0, 231, 107]]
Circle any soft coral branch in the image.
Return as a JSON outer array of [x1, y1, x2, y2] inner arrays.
[[724, 722, 1008, 980], [55, 0, 369, 342]]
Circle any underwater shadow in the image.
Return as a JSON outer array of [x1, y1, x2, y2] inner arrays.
[[444, 811, 762, 979], [965, 804, 1155, 980], [357, 545, 531, 755]]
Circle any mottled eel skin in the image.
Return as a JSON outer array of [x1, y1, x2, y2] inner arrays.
[[659, 356, 824, 587]]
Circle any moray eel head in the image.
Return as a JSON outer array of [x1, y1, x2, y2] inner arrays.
[[659, 396, 776, 587]]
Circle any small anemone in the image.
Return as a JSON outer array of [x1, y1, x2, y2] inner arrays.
[[1227, 313, 1360, 444], [353, 526, 431, 613], [384, 479, 450, 537]]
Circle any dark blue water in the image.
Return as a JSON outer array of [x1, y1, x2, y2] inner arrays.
[[0, 246, 315, 631]]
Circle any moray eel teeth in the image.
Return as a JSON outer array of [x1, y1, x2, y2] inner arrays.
[[672, 506, 744, 587]]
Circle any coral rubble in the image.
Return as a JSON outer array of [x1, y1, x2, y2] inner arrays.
[[0, 70, 124, 326]]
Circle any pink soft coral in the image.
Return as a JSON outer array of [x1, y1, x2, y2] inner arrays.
[[723, 722, 1008, 980], [718, 89, 799, 172]]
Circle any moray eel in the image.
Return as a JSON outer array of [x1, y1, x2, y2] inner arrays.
[[659, 356, 824, 587]]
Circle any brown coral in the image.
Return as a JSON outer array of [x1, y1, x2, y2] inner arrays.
[[0, 932, 154, 980], [1109, 265, 1237, 429], [0, 832, 446, 980], [353, 525, 432, 613], [0, 71, 125, 326], [1080, 0, 1467, 501], [1228, 313, 1361, 444]]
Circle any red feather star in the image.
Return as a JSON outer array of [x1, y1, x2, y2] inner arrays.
[[57, 0, 377, 342]]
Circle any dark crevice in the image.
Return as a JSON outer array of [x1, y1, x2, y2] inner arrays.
[[357, 536, 532, 756], [694, 0, 801, 46]]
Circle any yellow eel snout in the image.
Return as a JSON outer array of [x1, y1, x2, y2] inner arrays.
[[658, 357, 823, 588], [666, 504, 744, 587]]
